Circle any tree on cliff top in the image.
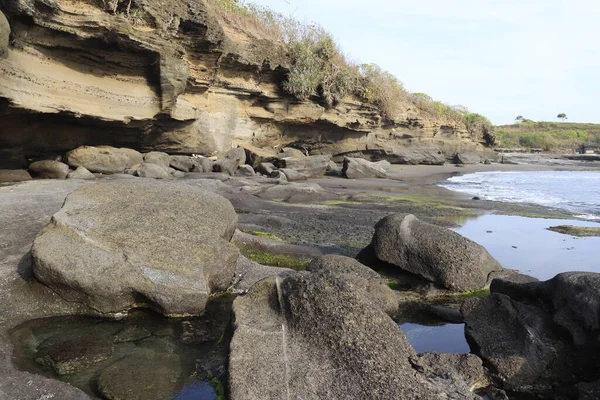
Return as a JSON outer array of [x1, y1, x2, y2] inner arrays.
[[557, 113, 567, 121]]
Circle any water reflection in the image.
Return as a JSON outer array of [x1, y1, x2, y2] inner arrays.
[[453, 215, 600, 280], [400, 323, 470, 354]]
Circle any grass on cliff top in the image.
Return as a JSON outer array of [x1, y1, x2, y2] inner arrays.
[[495, 121, 600, 151], [206, 0, 492, 136], [547, 225, 600, 237]]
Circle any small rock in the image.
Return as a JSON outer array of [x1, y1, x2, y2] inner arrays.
[[236, 165, 255, 176], [143, 151, 171, 169], [112, 325, 152, 343], [472, 196, 481, 200], [135, 163, 170, 179], [67, 166, 96, 180], [29, 160, 70, 179]]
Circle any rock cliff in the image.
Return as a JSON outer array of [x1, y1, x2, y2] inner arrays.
[[0, 0, 491, 169]]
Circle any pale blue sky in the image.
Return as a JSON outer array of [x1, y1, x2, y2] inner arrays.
[[252, 0, 600, 125]]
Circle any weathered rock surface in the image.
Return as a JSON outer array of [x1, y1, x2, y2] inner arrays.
[[0, 168, 31, 182], [236, 164, 255, 176], [342, 156, 388, 179], [214, 158, 239, 176], [67, 166, 96, 180], [135, 162, 170, 179], [256, 162, 276, 175], [169, 155, 202, 172], [66, 146, 142, 174], [242, 145, 278, 168], [370, 214, 502, 291], [29, 160, 70, 179], [274, 155, 330, 178], [307, 255, 398, 316], [32, 179, 239, 317], [278, 168, 307, 182], [225, 147, 247, 168], [463, 272, 600, 395], [255, 182, 337, 203], [229, 273, 479, 400]]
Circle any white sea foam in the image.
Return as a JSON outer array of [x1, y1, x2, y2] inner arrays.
[[439, 170, 600, 220]]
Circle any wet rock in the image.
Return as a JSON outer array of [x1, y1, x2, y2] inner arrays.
[[35, 337, 114, 375], [225, 147, 247, 168], [229, 274, 479, 400], [370, 213, 502, 291], [32, 179, 239, 317], [0, 169, 31, 182], [135, 162, 170, 179], [67, 166, 96, 180], [0, 371, 90, 400], [342, 157, 388, 179], [169, 155, 203, 172], [274, 155, 330, 178], [307, 255, 399, 316], [112, 325, 152, 343], [97, 353, 183, 400], [236, 164, 255, 176], [29, 160, 70, 179], [66, 146, 143, 174], [213, 158, 238, 176], [180, 299, 232, 344], [455, 152, 481, 165], [143, 151, 171, 169]]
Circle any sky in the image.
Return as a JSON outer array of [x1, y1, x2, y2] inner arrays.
[[251, 0, 600, 125]]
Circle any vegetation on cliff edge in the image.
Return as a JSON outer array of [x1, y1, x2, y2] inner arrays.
[[495, 121, 600, 151], [207, 0, 492, 137]]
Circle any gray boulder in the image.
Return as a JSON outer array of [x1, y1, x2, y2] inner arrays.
[[241, 144, 278, 168], [143, 151, 171, 169], [214, 158, 238, 176], [0, 10, 9, 57], [269, 170, 288, 182], [255, 182, 337, 203], [29, 160, 70, 179], [67, 166, 96, 180], [66, 146, 143, 174], [326, 160, 341, 175], [343, 157, 388, 179], [169, 155, 202, 172], [274, 155, 330, 178], [135, 162, 170, 179], [455, 152, 481, 165], [384, 146, 446, 165], [371, 214, 502, 291], [229, 272, 479, 400], [0, 169, 31, 182], [32, 179, 239, 317], [225, 147, 247, 168], [193, 157, 214, 173]]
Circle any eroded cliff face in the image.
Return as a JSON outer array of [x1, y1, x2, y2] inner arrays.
[[0, 0, 490, 168]]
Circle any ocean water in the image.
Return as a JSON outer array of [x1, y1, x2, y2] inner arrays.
[[439, 170, 600, 220]]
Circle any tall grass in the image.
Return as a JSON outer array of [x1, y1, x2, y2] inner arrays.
[[206, 0, 480, 126]]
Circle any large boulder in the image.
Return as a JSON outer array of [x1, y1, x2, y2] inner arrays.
[[255, 182, 337, 203], [241, 144, 278, 168], [32, 179, 240, 317], [0, 10, 9, 57], [462, 272, 600, 395], [66, 146, 143, 174], [225, 147, 247, 168], [342, 157, 388, 179], [29, 160, 70, 179], [213, 158, 238, 176], [370, 214, 502, 291], [384, 146, 446, 165], [229, 272, 479, 400], [274, 155, 330, 178]]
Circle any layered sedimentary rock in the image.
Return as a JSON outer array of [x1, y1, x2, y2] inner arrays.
[[0, 0, 492, 169]]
